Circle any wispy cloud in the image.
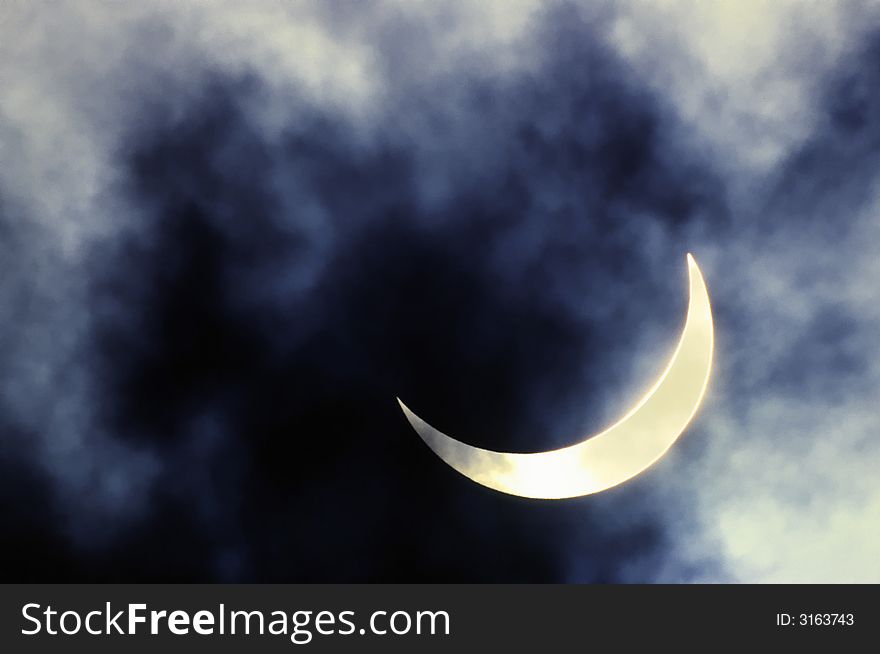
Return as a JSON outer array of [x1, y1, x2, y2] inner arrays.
[[1, 0, 878, 581]]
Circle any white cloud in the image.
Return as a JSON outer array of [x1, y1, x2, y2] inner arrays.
[[2, 0, 879, 579]]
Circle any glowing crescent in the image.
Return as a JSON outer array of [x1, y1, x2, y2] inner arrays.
[[397, 254, 713, 499]]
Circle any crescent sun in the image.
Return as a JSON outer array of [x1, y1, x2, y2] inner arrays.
[[397, 253, 714, 499]]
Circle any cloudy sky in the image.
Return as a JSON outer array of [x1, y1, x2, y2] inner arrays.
[[1, 0, 879, 582]]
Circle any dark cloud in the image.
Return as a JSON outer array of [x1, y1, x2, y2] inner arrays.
[[0, 3, 762, 582], [759, 30, 880, 233]]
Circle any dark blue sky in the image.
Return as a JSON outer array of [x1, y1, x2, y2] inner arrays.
[[1, 1, 878, 582]]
